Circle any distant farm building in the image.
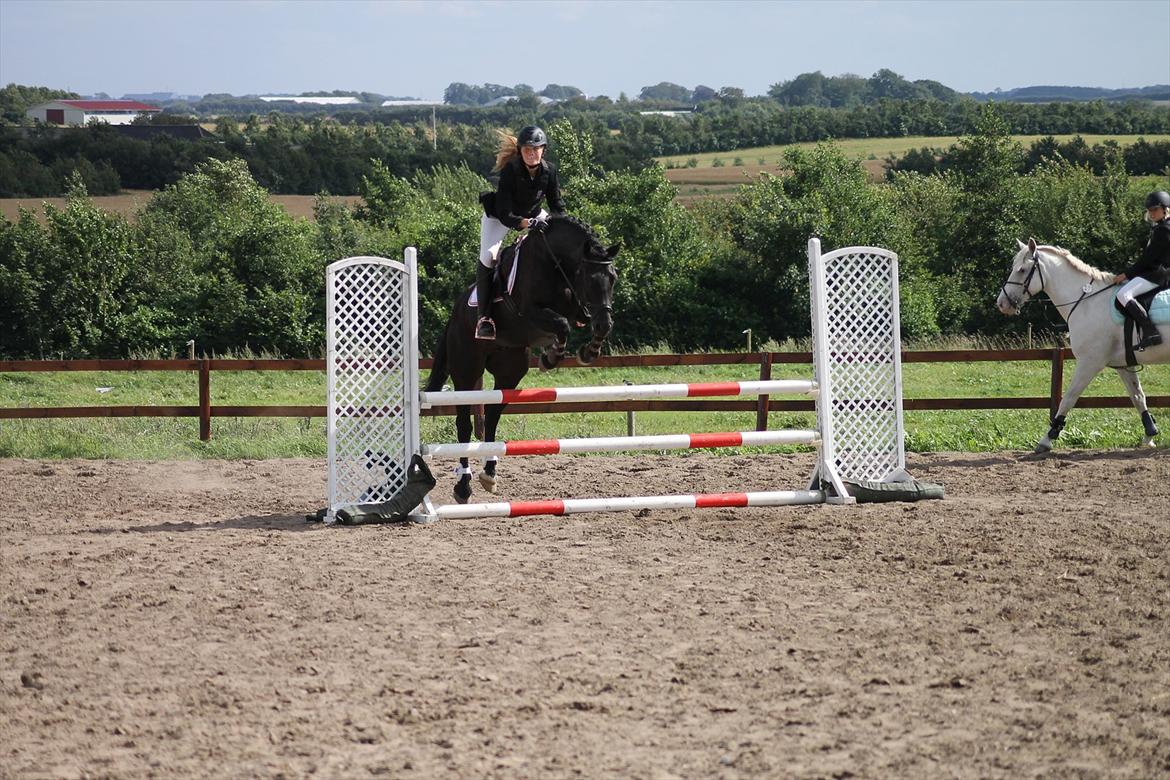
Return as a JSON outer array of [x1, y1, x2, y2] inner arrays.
[[259, 96, 361, 105], [380, 99, 444, 107], [26, 99, 161, 126]]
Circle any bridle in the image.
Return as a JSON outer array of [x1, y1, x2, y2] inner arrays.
[[533, 226, 615, 327], [999, 247, 1045, 311], [1000, 246, 1116, 322]]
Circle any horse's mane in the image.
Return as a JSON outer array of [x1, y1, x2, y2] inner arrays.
[[1039, 244, 1112, 282], [550, 214, 605, 254]]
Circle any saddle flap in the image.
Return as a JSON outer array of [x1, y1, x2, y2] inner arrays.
[[1111, 287, 1170, 324], [468, 235, 526, 308]]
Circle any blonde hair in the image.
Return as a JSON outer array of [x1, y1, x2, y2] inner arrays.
[[493, 130, 520, 172]]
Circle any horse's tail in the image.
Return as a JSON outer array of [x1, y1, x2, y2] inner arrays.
[[424, 318, 451, 392]]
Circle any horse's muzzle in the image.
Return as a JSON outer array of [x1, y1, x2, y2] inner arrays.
[[591, 309, 613, 341]]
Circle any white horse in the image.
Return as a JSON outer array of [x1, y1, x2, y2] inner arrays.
[[996, 238, 1168, 452]]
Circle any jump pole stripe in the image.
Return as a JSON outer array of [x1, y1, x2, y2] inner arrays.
[[432, 490, 826, 519], [422, 429, 819, 458], [419, 379, 816, 407]]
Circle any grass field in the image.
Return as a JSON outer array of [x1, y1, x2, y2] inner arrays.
[[2, 345, 1167, 458], [658, 134, 1170, 171], [659, 134, 1170, 202], [0, 191, 363, 224]]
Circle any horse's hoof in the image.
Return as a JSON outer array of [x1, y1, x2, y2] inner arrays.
[[454, 478, 473, 504], [539, 354, 559, 372], [1033, 441, 1052, 454], [577, 344, 599, 364], [478, 472, 498, 494], [1141, 436, 1156, 448]]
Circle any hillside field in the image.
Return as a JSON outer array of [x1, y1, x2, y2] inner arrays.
[[1, 134, 1166, 219], [659, 134, 1170, 202], [0, 192, 363, 224]]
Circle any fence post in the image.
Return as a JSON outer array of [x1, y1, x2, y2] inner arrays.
[[199, 359, 211, 441], [1048, 345, 1064, 420], [755, 352, 772, 431]]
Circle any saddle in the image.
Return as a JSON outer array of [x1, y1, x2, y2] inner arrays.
[[467, 235, 526, 308], [1112, 286, 1170, 365]]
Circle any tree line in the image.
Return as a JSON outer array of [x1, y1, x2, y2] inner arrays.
[[2, 108, 1165, 362], [2, 96, 1167, 198], [885, 135, 1170, 178]]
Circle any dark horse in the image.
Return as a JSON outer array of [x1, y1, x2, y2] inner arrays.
[[425, 215, 620, 503]]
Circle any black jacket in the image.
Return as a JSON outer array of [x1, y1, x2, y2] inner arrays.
[[1126, 218, 1170, 286], [480, 157, 566, 229]]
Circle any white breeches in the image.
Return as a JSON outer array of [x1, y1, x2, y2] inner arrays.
[[1117, 276, 1160, 307], [478, 209, 548, 268], [479, 214, 509, 268]]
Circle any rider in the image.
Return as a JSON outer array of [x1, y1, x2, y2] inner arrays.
[[1113, 190, 1170, 350], [474, 125, 566, 340]]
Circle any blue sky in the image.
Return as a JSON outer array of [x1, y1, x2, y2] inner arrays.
[[1, 0, 1167, 99]]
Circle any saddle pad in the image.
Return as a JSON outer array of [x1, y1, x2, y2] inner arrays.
[[468, 234, 525, 307], [1110, 288, 1170, 325]]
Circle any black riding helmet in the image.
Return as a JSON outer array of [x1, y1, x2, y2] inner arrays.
[[1145, 190, 1170, 209], [517, 125, 548, 148]]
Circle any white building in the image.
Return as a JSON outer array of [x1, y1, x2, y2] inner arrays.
[[259, 96, 361, 105], [25, 99, 161, 126], [380, 99, 444, 107]]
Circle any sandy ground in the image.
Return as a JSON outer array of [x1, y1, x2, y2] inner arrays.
[[1, 450, 1168, 779]]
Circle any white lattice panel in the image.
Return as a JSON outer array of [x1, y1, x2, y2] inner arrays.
[[809, 241, 906, 485], [326, 253, 419, 520]]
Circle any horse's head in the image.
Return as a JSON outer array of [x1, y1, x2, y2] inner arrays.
[[997, 238, 1045, 315], [542, 216, 619, 362]]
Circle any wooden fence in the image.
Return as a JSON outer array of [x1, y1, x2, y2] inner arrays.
[[1, 349, 1167, 441]]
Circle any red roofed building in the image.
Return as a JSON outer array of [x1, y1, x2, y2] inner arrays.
[[26, 99, 162, 126]]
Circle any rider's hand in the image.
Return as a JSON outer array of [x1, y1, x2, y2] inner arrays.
[[519, 218, 530, 230], [1113, 273, 1127, 285]]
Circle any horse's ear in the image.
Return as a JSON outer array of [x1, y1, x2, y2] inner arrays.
[[605, 241, 621, 259], [1027, 237, 1037, 252], [1016, 239, 1027, 250]]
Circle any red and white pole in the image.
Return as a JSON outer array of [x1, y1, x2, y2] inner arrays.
[[422, 429, 818, 458], [432, 489, 826, 519], [420, 379, 816, 408]]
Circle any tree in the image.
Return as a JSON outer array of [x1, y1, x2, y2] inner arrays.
[[769, 71, 828, 106], [539, 84, 584, 100], [941, 105, 1027, 331], [691, 85, 718, 102], [718, 87, 745, 107], [638, 82, 691, 103]]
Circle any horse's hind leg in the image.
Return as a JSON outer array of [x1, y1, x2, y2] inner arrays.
[[1116, 367, 1158, 447], [453, 405, 475, 503], [1036, 359, 1106, 453]]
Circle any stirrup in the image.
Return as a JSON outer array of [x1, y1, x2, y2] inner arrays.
[[474, 317, 496, 340]]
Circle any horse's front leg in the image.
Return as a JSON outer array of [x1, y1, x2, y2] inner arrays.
[[1115, 367, 1158, 447], [525, 308, 571, 371], [478, 402, 505, 494], [1036, 359, 1107, 453], [453, 404, 475, 503]]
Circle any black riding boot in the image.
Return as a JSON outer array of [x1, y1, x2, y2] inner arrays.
[[474, 263, 496, 340], [1124, 299, 1163, 350]]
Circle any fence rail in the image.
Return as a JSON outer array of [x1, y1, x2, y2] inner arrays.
[[2, 349, 1167, 441]]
